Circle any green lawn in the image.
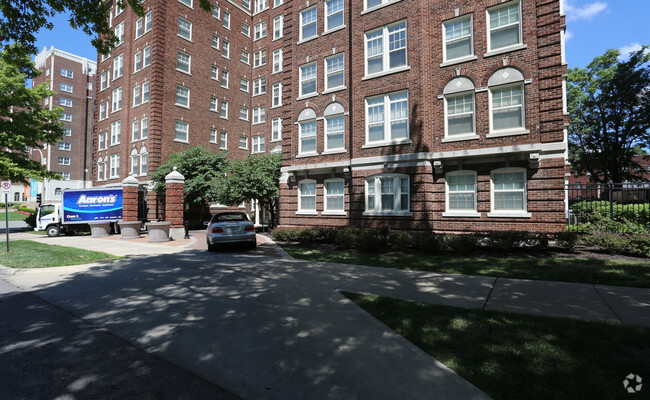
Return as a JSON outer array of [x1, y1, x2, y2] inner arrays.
[[345, 293, 650, 400], [0, 240, 119, 268], [0, 210, 31, 222], [281, 244, 650, 288]]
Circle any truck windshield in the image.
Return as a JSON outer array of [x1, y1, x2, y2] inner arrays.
[[40, 205, 55, 217]]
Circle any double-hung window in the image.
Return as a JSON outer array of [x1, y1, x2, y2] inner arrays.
[[240, 78, 249, 92], [252, 135, 265, 153], [100, 71, 109, 91], [178, 17, 192, 40], [242, 22, 251, 37], [240, 106, 249, 120], [491, 85, 523, 131], [325, 53, 344, 91], [299, 119, 316, 155], [141, 117, 148, 139], [136, 11, 152, 38], [98, 134, 106, 151], [132, 120, 140, 141], [223, 11, 231, 29], [99, 102, 107, 120], [220, 131, 227, 149], [139, 147, 148, 175], [177, 51, 191, 73], [254, 49, 267, 68], [131, 149, 139, 176], [210, 96, 218, 112], [254, 21, 267, 40], [109, 154, 120, 179], [365, 90, 409, 145], [299, 62, 317, 97], [253, 77, 266, 95], [176, 85, 190, 107], [273, 15, 284, 40], [60, 68, 73, 78], [58, 142, 71, 151], [143, 46, 151, 67], [212, 34, 220, 49], [112, 87, 123, 112], [365, 0, 393, 10], [445, 171, 478, 215], [110, 120, 121, 145], [365, 20, 407, 77], [60, 83, 73, 93], [221, 70, 229, 88], [365, 175, 410, 214], [212, 66, 219, 80], [222, 40, 230, 58], [59, 97, 72, 107], [298, 180, 316, 213], [115, 21, 125, 45], [487, 1, 522, 52], [210, 128, 218, 143], [272, 117, 282, 141], [241, 49, 250, 64], [212, 4, 220, 19], [97, 157, 105, 180], [179, 0, 192, 7], [239, 136, 248, 149], [490, 168, 528, 215], [134, 51, 143, 72], [60, 113, 72, 122], [113, 54, 123, 79], [325, 113, 345, 151], [252, 106, 266, 124], [325, 0, 344, 31], [175, 120, 189, 142], [300, 7, 317, 41], [242, 0, 251, 9], [272, 48, 283, 73], [443, 77, 476, 138], [272, 82, 282, 107], [443, 15, 473, 62], [142, 81, 149, 102], [133, 85, 141, 107], [324, 179, 344, 213], [255, 0, 268, 13], [220, 100, 228, 118]]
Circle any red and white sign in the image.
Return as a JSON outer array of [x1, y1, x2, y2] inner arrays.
[[1, 181, 11, 195]]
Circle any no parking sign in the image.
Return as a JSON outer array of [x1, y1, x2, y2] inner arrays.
[[1, 181, 10, 195]]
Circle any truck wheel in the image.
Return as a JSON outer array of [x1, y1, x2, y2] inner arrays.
[[46, 225, 60, 237]]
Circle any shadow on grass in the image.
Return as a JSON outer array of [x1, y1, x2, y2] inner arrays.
[[345, 292, 650, 400]]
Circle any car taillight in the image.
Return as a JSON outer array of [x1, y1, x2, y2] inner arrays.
[[211, 227, 223, 233], [244, 226, 255, 232]]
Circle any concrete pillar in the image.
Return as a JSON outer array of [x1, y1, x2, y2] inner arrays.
[[121, 175, 140, 222], [165, 167, 185, 239]]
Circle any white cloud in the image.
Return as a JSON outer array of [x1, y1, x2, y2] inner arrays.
[[564, 1, 608, 22], [564, 30, 574, 42], [618, 43, 646, 60]]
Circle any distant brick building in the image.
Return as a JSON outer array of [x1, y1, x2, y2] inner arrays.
[[32, 46, 96, 202], [95, 0, 568, 232]]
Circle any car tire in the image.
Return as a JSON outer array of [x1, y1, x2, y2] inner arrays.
[[249, 240, 257, 250], [46, 225, 60, 237], [207, 240, 217, 252]]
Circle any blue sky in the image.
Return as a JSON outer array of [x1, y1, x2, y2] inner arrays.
[[32, 0, 649, 69]]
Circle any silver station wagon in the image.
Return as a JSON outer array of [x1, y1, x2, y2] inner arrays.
[[205, 212, 257, 251]]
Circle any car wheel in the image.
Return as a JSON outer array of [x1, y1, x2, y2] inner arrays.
[[46, 225, 60, 237], [249, 240, 257, 250], [206, 240, 217, 252]]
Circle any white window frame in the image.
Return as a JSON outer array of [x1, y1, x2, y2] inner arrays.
[[242, 22, 251, 37], [298, 119, 317, 155], [271, 117, 282, 141], [178, 16, 192, 40], [324, 0, 344, 32], [273, 15, 284, 40], [60, 68, 73, 78], [364, 174, 410, 215], [239, 106, 249, 120], [223, 11, 231, 29], [211, 65, 219, 80], [272, 48, 283, 73], [100, 71, 110, 91], [297, 179, 317, 214], [134, 50, 143, 72], [239, 136, 248, 149], [110, 120, 121, 145], [143, 46, 151, 68], [489, 168, 530, 217], [254, 49, 267, 68], [115, 21, 125, 45], [177, 51, 191, 74], [179, 0, 193, 8], [142, 81, 149, 103], [133, 85, 141, 107], [253, 77, 266, 96], [443, 14, 474, 63], [444, 171, 479, 216], [212, 33, 220, 49], [221, 70, 229, 88], [254, 21, 267, 40], [175, 120, 189, 142], [222, 40, 230, 58], [364, 20, 407, 78], [255, 0, 268, 13], [364, 90, 409, 146], [220, 100, 229, 119], [220, 131, 228, 149], [252, 135, 265, 153], [60, 82, 73, 93], [113, 54, 123, 79], [323, 178, 345, 214], [176, 85, 190, 108], [444, 91, 476, 139], [139, 147, 148, 176], [132, 120, 140, 141], [299, 6, 318, 42], [109, 154, 120, 179], [299, 62, 317, 97], [131, 149, 139, 176], [486, 0, 523, 53], [60, 113, 72, 122], [252, 106, 266, 124], [57, 142, 71, 151], [325, 53, 345, 91], [241, 49, 250, 64], [111, 87, 123, 112], [272, 82, 283, 107], [59, 97, 72, 107], [210, 128, 218, 143], [210, 96, 219, 112], [141, 117, 148, 139], [489, 82, 525, 135], [324, 114, 345, 152], [99, 102, 107, 121]]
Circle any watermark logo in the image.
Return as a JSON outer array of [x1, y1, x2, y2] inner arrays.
[[623, 374, 642, 394]]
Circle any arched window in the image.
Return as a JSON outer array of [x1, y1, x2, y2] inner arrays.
[[298, 108, 317, 155], [324, 102, 345, 152], [139, 146, 148, 175], [443, 77, 476, 139], [488, 67, 526, 135], [54, 188, 62, 197]]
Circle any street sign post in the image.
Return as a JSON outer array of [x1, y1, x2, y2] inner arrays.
[[2, 181, 11, 252]]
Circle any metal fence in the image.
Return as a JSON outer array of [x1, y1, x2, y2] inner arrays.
[[566, 182, 650, 232]]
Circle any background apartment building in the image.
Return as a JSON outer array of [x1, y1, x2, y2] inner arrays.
[[96, 0, 567, 232], [32, 46, 96, 202]]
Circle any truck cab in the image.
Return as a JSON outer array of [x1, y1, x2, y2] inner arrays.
[[34, 204, 63, 237]]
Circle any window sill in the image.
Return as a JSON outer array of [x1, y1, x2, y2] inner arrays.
[[322, 149, 346, 155], [252, 93, 266, 98], [362, 211, 412, 217], [442, 211, 481, 218], [296, 153, 319, 159], [220, 86, 229, 90], [440, 55, 478, 68], [487, 212, 532, 218], [297, 93, 319, 101], [484, 44, 528, 58], [296, 211, 318, 215], [322, 86, 347, 95], [271, 139, 282, 143], [486, 129, 529, 139], [362, 139, 411, 149], [322, 211, 347, 216], [362, 66, 411, 81], [177, 35, 193, 43], [272, 36, 283, 42], [253, 64, 267, 69], [253, 36, 266, 42], [173, 139, 189, 144], [175, 104, 191, 109], [220, 116, 228, 120], [251, 122, 266, 126], [441, 134, 480, 143], [361, 0, 404, 15], [297, 36, 318, 45], [176, 69, 191, 76], [323, 25, 346, 36]]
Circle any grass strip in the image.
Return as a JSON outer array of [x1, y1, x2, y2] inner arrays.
[[344, 292, 650, 400], [282, 244, 650, 288], [0, 240, 120, 268], [1, 210, 31, 222]]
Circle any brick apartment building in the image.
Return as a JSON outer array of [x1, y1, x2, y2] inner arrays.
[[95, 0, 568, 232], [31, 46, 96, 202]]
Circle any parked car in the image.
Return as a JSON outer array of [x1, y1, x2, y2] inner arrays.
[[205, 212, 256, 251]]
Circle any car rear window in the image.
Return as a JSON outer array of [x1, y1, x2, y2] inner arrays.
[[213, 213, 248, 222]]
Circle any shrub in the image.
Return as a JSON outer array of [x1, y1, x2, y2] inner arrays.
[[442, 233, 480, 253], [388, 231, 413, 252], [312, 227, 338, 243], [271, 227, 307, 242], [24, 213, 36, 228], [17, 206, 35, 214], [581, 233, 650, 258], [571, 201, 650, 228], [413, 232, 442, 255], [356, 228, 388, 251], [555, 231, 580, 252], [334, 227, 358, 249]]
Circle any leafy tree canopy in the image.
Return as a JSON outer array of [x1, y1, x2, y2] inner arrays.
[[0, 0, 213, 55], [0, 43, 64, 183], [568, 46, 650, 183], [151, 146, 229, 205]]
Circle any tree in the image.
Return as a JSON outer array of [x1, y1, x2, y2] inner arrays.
[[151, 146, 229, 206], [213, 153, 282, 228], [0, 0, 213, 55], [0, 43, 64, 183], [568, 46, 650, 183]]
